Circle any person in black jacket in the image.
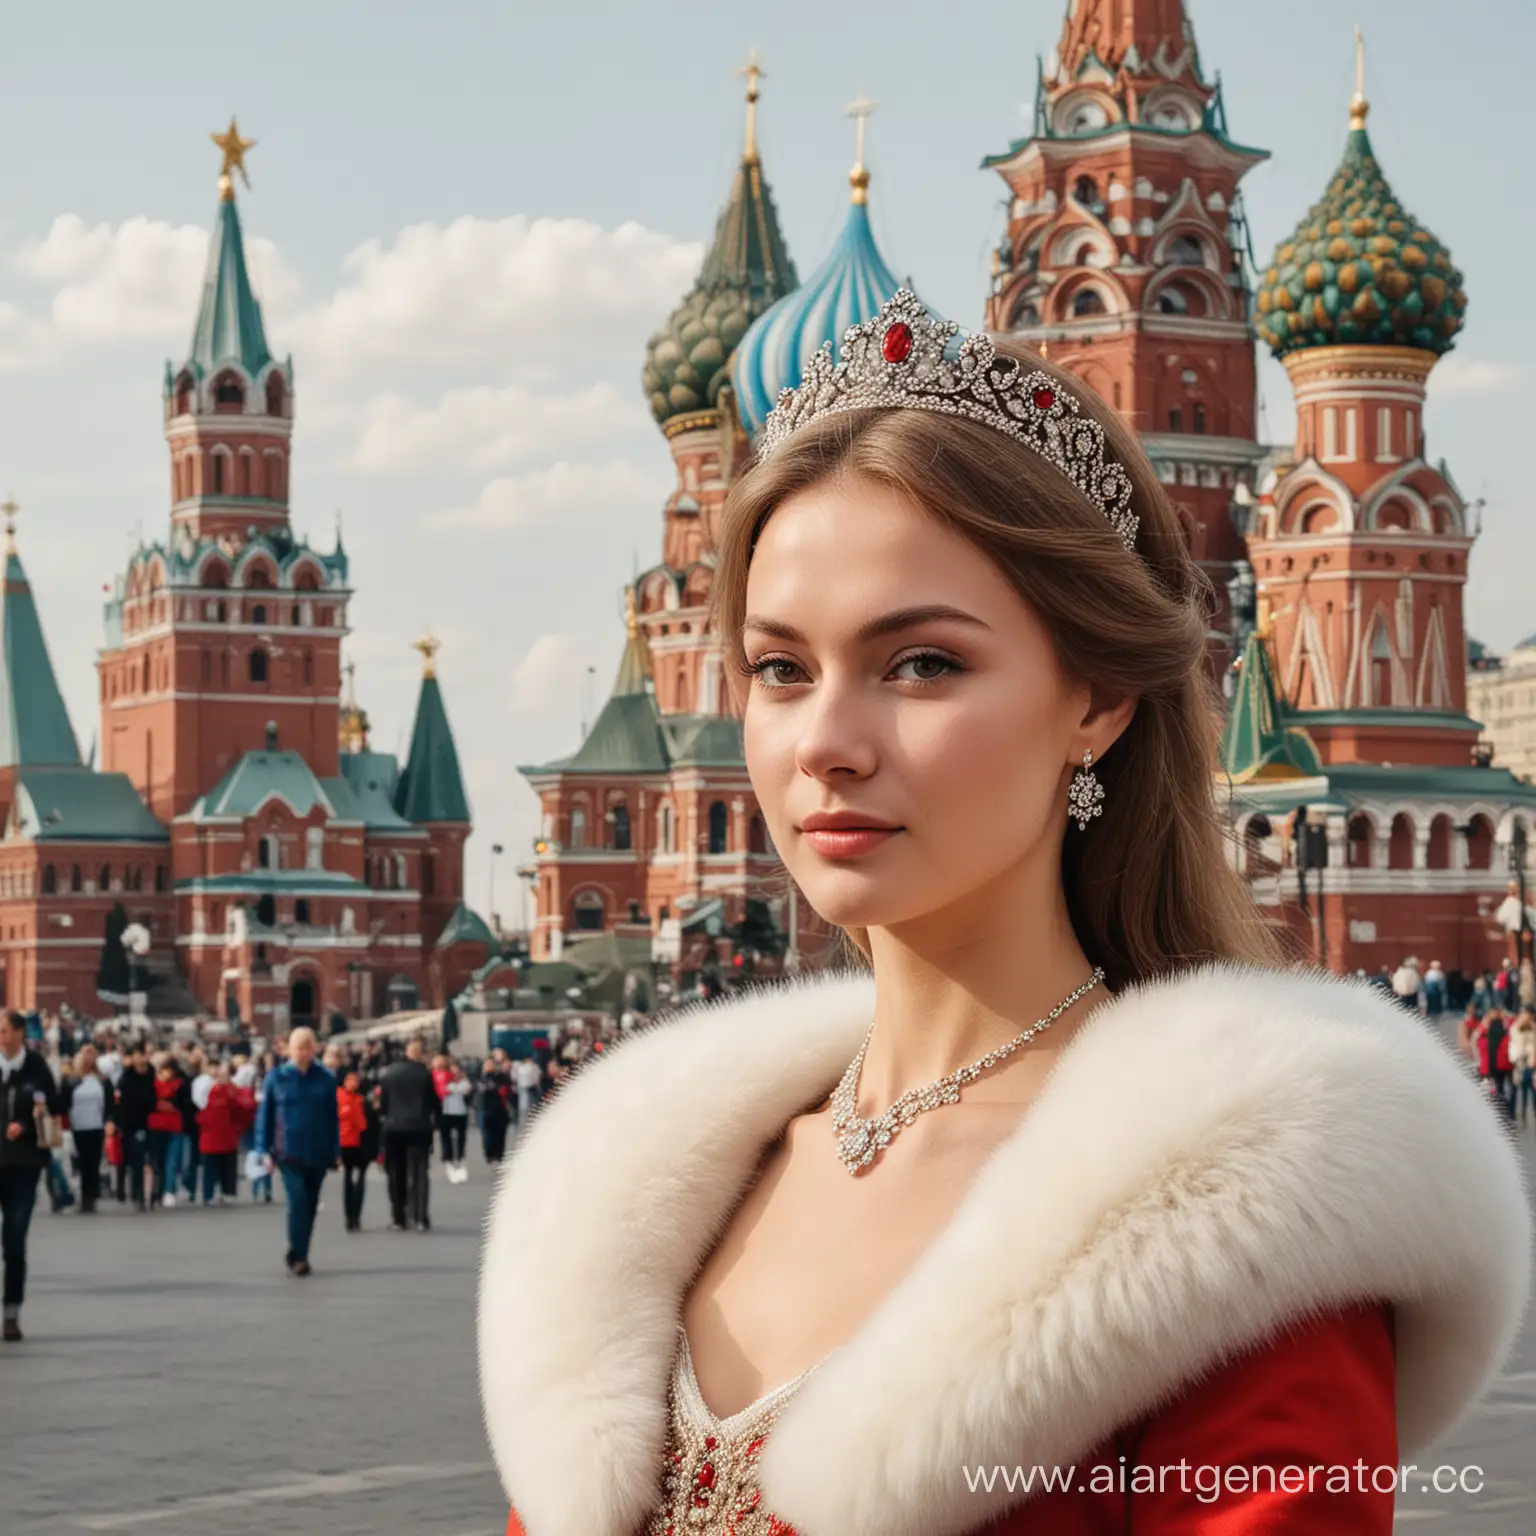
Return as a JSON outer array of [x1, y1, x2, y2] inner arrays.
[[379, 1037, 439, 1232], [478, 1050, 513, 1165], [112, 1045, 157, 1211], [1, 1011, 64, 1340]]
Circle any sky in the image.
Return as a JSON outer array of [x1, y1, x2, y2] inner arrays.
[[1, 0, 1530, 924]]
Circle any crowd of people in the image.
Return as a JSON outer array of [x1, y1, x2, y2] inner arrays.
[[0, 1007, 620, 1338]]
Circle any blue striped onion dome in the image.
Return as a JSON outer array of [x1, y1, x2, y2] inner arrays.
[[731, 195, 903, 438]]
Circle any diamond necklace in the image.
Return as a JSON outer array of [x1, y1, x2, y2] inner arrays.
[[829, 967, 1106, 1175]]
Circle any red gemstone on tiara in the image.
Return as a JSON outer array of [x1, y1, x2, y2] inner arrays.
[[882, 322, 914, 363], [1033, 387, 1057, 410]]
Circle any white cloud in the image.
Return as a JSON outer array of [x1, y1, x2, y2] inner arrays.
[[351, 380, 646, 473], [509, 632, 586, 718], [1429, 357, 1520, 397], [8, 213, 300, 354], [423, 459, 669, 532], [0, 300, 51, 372], [287, 215, 701, 378]]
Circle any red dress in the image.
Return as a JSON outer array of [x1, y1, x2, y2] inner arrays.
[[503, 1303, 1395, 1534]]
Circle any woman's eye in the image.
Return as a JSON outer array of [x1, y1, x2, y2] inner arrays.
[[892, 651, 962, 685]]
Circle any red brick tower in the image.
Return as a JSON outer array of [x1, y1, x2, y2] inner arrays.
[[98, 121, 348, 822], [982, 0, 1268, 647]]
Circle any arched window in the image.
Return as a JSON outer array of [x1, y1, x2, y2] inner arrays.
[[41, 865, 56, 895], [610, 803, 631, 851], [70, 864, 82, 893], [237, 450, 253, 496], [1388, 813, 1415, 871], [258, 835, 280, 871], [212, 453, 226, 494], [572, 890, 605, 932], [1466, 815, 1494, 871], [708, 800, 728, 855], [305, 827, 324, 870], [395, 853, 407, 888], [1073, 174, 1099, 206], [1168, 405, 1183, 433], [249, 648, 268, 684], [251, 603, 266, 625], [658, 803, 675, 854], [155, 865, 166, 892], [256, 894, 276, 926], [1193, 402, 1207, 434], [1072, 289, 1106, 317], [1426, 815, 1453, 870], [265, 374, 286, 417], [295, 898, 311, 924], [99, 864, 111, 892], [214, 374, 245, 408], [569, 806, 586, 850], [1168, 234, 1205, 267], [1347, 815, 1373, 869], [1157, 285, 1190, 315]]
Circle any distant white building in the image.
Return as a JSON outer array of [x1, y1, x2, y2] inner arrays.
[[1468, 635, 1536, 784]]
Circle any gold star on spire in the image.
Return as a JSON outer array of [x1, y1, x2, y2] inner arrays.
[[211, 116, 256, 201], [1, 493, 17, 554], [413, 631, 441, 679]]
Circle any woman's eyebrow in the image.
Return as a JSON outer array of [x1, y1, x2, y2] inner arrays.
[[742, 603, 992, 644]]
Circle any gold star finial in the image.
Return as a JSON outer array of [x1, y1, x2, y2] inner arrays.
[[845, 86, 879, 204], [413, 631, 441, 679], [736, 48, 766, 162], [1349, 26, 1370, 130], [2, 493, 17, 554], [211, 116, 256, 201]]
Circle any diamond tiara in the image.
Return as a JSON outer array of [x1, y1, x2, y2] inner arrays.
[[758, 288, 1139, 551]]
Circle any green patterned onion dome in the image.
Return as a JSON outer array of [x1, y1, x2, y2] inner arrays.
[[1256, 125, 1466, 358], [642, 153, 797, 427]]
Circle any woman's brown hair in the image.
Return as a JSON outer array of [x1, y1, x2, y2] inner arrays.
[[707, 338, 1279, 991]]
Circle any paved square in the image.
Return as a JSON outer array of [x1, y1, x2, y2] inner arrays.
[[8, 1082, 1535, 1532]]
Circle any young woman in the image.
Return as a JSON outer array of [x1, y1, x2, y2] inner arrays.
[[478, 296, 1529, 1533], [64, 1044, 114, 1214], [433, 1054, 472, 1183]]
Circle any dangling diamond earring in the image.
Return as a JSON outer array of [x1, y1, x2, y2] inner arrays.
[[1068, 748, 1105, 831]]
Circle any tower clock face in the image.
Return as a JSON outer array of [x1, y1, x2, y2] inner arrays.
[[1054, 93, 1111, 136], [1145, 92, 1200, 132]]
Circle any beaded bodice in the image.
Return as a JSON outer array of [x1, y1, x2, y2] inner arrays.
[[643, 1325, 835, 1535]]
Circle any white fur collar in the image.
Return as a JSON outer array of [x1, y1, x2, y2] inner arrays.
[[477, 964, 1530, 1536]]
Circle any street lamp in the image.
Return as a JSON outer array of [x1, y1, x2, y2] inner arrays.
[[489, 842, 505, 931], [1510, 820, 1530, 974]]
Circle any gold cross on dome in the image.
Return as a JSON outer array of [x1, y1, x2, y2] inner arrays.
[[211, 116, 256, 198], [845, 87, 879, 203], [736, 47, 766, 160]]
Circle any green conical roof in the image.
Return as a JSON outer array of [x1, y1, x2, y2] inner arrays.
[[642, 147, 798, 427], [395, 670, 470, 824], [187, 194, 273, 377], [1219, 631, 1323, 784], [1256, 121, 1466, 358], [1, 542, 82, 770]]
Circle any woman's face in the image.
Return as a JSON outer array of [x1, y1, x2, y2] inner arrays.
[[742, 474, 1096, 940]]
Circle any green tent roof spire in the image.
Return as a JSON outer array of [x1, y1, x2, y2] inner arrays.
[[0, 504, 83, 770], [186, 121, 273, 378], [395, 635, 470, 824], [1219, 628, 1322, 785]]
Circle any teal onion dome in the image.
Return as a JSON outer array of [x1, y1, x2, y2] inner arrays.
[[642, 150, 797, 429], [732, 188, 904, 438], [1256, 118, 1466, 359]]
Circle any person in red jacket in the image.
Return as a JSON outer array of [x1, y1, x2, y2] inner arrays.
[[145, 1055, 185, 1209], [195, 1063, 254, 1205], [337, 1069, 379, 1232]]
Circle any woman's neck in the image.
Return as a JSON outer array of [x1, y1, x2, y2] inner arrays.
[[858, 861, 1101, 1110]]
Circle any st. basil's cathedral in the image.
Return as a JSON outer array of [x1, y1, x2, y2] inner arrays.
[[524, 0, 1536, 980], [0, 125, 491, 1023]]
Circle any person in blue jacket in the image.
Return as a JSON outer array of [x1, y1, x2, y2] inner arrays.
[[256, 1027, 339, 1276]]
